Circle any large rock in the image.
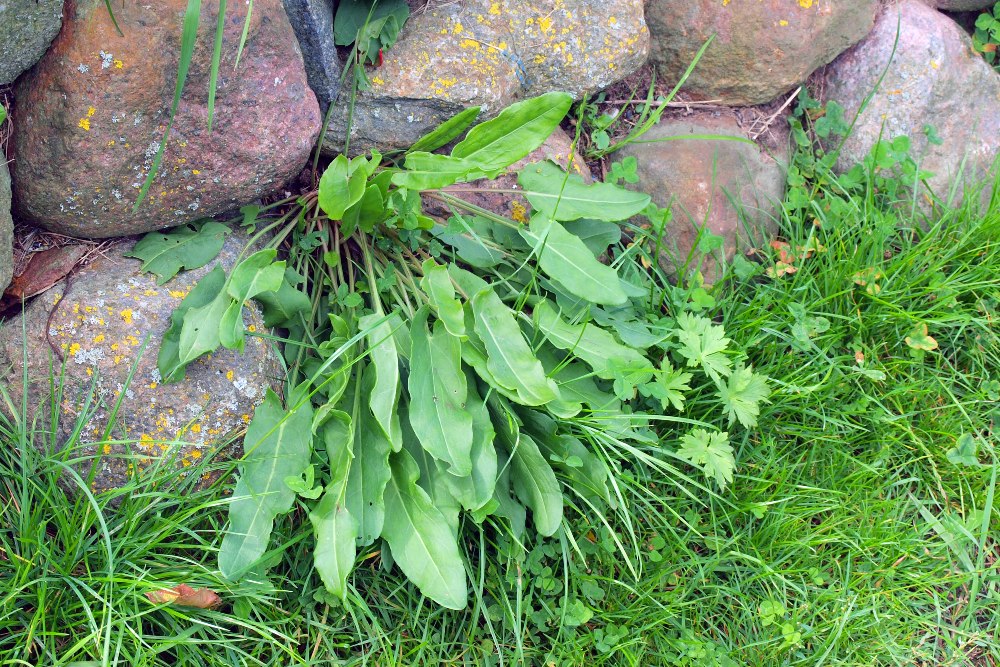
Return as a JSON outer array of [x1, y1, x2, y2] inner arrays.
[[822, 0, 1000, 202], [614, 112, 789, 282], [0, 0, 64, 85], [324, 0, 648, 154], [0, 230, 281, 494], [932, 1, 995, 9], [282, 0, 342, 112], [13, 0, 320, 239], [646, 0, 878, 106], [0, 162, 12, 293]]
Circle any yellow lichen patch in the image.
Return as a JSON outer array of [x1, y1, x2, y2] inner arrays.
[[93, 334, 105, 343], [192, 169, 201, 175], [248, 324, 257, 333], [190, 449, 202, 459], [78, 117, 91, 131], [453, 21, 464, 34], [149, 381, 157, 389], [114, 59, 123, 68], [69, 342, 81, 355], [510, 200, 528, 223], [798, 0, 814, 7], [226, 370, 235, 381], [489, 1, 500, 15], [87, 106, 96, 117], [190, 423, 201, 434], [103, 444, 112, 455], [779, 19, 789, 26], [120, 308, 133, 324]]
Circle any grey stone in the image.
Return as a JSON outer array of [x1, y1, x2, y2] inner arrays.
[[0, 229, 281, 494], [322, 96, 467, 156], [282, 0, 343, 112], [932, 1, 995, 10], [0, 161, 11, 293], [646, 0, 878, 106], [324, 0, 648, 153], [0, 0, 64, 85], [614, 112, 789, 283], [822, 0, 1000, 204]]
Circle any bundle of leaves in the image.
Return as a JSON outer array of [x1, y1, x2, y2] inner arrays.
[[128, 93, 772, 609]]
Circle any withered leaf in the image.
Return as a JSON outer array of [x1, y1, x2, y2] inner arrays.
[[145, 583, 222, 609]]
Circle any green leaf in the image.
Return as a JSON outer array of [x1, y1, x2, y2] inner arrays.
[[219, 300, 246, 352], [441, 374, 497, 513], [522, 216, 628, 306], [310, 489, 358, 603], [421, 259, 465, 338], [533, 300, 652, 380], [451, 92, 573, 177], [430, 220, 505, 269], [408, 309, 473, 475], [359, 313, 402, 451], [409, 106, 482, 153], [676, 429, 734, 489], [562, 219, 622, 255], [346, 368, 393, 546], [0, 103, 6, 126], [471, 287, 559, 406], [319, 154, 367, 220], [717, 364, 771, 428], [125, 221, 231, 285], [219, 385, 313, 579], [508, 433, 563, 537], [334, 0, 409, 49], [382, 449, 468, 609], [158, 266, 226, 382], [946, 433, 980, 467], [639, 360, 692, 412], [255, 270, 312, 328], [340, 182, 387, 236], [675, 312, 732, 382], [391, 152, 478, 190], [227, 249, 286, 303], [518, 161, 651, 222], [904, 322, 939, 352], [177, 290, 232, 365]]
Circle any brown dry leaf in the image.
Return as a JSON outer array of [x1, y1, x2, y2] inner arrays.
[[5, 245, 88, 300], [145, 584, 222, 609]]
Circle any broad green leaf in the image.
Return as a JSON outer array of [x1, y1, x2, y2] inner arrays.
[[451, 92, 573, 177], [509, 433, 563, 537], [409, 106, 481, 153], [382, 449, 468, 609], [471, 287, 559, 406], [717, 364, 771, 428], [219, 300, 246, 352], [400, 405, 462, 536], [676, 429, 734, 489], [340, 182, 386, 236], [227, 249, 286, 303], [441, 374, 497, 513], [334, 0, 409, 49], [518, 161, 650, 222], [408, 309, 473, 475], [492, 463, 526, 539], [675, 312, 733, 382], [125, 221, 231, 284], [178, 290, 232, 364], [320, 409, 354, 492], [533, 300, 652, 381], [534, 433, 611, 507], [563, 218, 622, 255], [522, 216, 628, 306], [391, 152, 477, 190], [319, 154, 367, 220], [255, 270, 312, 328], [430, 218, 506, 269], [219, 385, 313, 579], [346, 367, 393, 546], [537, 346, 622, 416], [158, 265, 225, 382], [421, 259, 465, 338], [359, 313, 401, 451], [310, 489, 358, 603]]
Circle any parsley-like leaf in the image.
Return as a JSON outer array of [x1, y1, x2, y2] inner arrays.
[[674, 312, 732, 382], [676, 429, 734, 489], [639, 360, 692, 411], [717, 364, 771, 428]]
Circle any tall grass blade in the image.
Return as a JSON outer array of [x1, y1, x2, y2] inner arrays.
[[207, 0, 227, 132]]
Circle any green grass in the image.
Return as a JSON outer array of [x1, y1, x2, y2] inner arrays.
[[3, 127, 1000, 665]]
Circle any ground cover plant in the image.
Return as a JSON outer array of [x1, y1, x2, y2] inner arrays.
[[1, 88, 998, 666]]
